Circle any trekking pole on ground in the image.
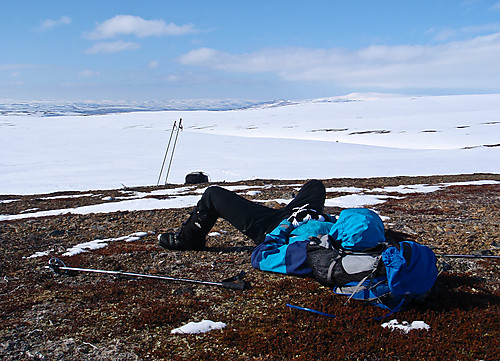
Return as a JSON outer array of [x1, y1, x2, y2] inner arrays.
[[164, 118, 183, 185], [46, 258, 250, 290], [157, 120, 177, 186], [436, 254, 500, 259]]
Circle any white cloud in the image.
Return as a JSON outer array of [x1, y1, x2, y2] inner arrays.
[[462, 23, 500, 34], [179, 48, 226, 67], [0, 64, 43, 71], [148, 60, 160, 68], [460, 0, 481, 7], [431, 28, 457, 41], [491, 2, 500, 11], [178, 32, 500, 91], [165, 74, 181, 82], [79, 69, 100, 77], [86, 15, 197, 39], [85, 41, 140, 54], [40, 16, 72, 30], [429, 23, 500, 41]]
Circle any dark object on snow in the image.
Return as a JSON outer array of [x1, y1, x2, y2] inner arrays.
[[47, 258, 250, 290], [185, 171, 209, 184]]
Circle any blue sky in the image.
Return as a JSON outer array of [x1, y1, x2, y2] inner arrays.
[[1, 0, 500, 101]]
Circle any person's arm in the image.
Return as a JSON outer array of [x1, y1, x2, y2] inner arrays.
[[251, 219, 311, 275]]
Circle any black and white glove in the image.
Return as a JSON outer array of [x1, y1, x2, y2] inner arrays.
[[287, 204, 325, 228]]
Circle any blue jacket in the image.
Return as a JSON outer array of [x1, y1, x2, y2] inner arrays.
[[251, 208, 385, 275]]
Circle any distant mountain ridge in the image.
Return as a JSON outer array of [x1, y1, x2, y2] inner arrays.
[[0, 95, 368, 117]]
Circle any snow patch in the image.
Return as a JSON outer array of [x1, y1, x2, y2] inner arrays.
[[63, 240, 109, 256], [41, 193, 96, 200], [370, 184, 443, 194], [1, 180, 498, 222], [0, 199, 19, 204], [62, 232, 150, 256], [246, 190, 262, 196], [171, 320, 227, 334], [25, 249, 54, 259], [326, 186, 367, 193], [381, 319, 430, 333], [325, 194, 400, 208], [25, 232, 151, 258]]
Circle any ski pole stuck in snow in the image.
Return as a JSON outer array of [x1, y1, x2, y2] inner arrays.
[[46, 258, 251, 290], [164, 118, 183, 185], [157, 119, 178, 186]]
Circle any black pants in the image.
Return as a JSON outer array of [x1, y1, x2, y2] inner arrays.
[[179, 179, 326, 246]]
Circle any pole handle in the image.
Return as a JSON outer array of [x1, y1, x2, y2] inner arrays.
[[222, 280, 251, 290], [47, 258, 66, 274], [221, 271, 251, 290]]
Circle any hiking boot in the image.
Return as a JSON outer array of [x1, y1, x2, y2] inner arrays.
[[157, 228, 206, 251], [158, 231, 188, 250]]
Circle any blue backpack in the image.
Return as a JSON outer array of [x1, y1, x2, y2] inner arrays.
[[332, 241, 437, 311], [306, 209, 438, 312]]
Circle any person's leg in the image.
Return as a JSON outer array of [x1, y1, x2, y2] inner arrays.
[[160, 186, 280, 249], [227, 179, 326, 243], [179, 186, 280, 246], [159, 180, 326, 249], [258, 179, 327, 238], [283, 179, 326, 214]]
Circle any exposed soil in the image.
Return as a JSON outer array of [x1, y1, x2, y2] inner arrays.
[[1, 173, 499, 360]]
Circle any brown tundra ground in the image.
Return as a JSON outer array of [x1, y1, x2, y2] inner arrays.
[[1, 173, 499, 361]]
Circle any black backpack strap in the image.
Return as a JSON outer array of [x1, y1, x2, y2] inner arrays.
[[343, 255, 383, 304], [326, 256, 339, 284], [391, 241, 413, 264]]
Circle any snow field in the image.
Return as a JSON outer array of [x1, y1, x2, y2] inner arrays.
[[1, 94, 499, 195]]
